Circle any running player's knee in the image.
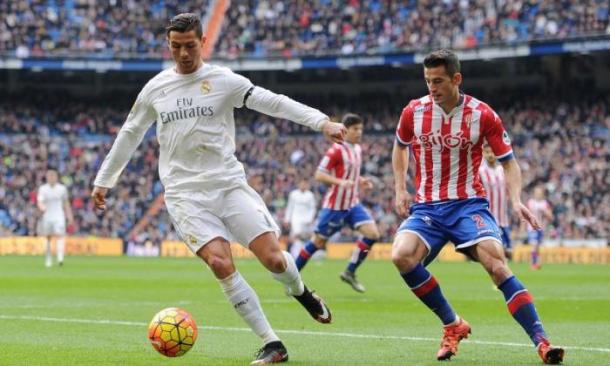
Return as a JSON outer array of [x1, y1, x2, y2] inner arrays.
[[262, 253, 287, 273], [205, 255, 235, 278], [313, 235, 327, 248], [391, 245, 418, 272]]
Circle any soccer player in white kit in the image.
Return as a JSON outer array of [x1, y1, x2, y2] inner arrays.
[[91, 13, 345, 365], [526, 186, 553, 270], [37, 169, 74, 267], [284, 179, 317, 258]]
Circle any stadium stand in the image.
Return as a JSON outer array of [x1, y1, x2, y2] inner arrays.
[[1, 1, 608, 59]]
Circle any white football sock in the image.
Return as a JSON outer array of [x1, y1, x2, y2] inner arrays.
[[271, 251, 305, 296], [219, 271, 279, 345], [45, 238, 52, 267], [56, 237, 65, 263]]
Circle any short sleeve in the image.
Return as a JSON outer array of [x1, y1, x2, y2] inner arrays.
[[483, 108, 513, 161], [396, 105, 414, 146], [224, 68, 254, 108], [318, 146, 340, 173]]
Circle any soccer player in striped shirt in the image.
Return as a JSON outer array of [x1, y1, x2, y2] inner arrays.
[[480, 144, 513, 260], [295, 114, 381, 293], [392, 50, 564, 364]]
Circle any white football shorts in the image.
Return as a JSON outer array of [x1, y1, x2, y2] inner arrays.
[[165, 183, 280, 254], [289, 219, 313, 239], [38, 217, 66, 236]]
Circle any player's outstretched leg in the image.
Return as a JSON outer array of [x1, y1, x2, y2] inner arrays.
[[340, 237, 376, 293], [271, 251, 331, 323], [498, 276, 564, 364], [399, 263, 468, 360], [294, 240, 319, 271]]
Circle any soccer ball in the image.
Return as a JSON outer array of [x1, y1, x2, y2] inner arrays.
[[148, 307, 198, 357]]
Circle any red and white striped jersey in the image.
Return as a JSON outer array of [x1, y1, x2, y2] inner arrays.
[[479, 160, 509, 226], [526, 198, 551, 230], [396, 94, 513, 203], [318, 142, 362, 210]]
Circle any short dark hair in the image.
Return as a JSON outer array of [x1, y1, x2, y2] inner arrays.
[[166, 13, 202, 38], [341, 113, 363, 128], [423, 49, 460, 77]]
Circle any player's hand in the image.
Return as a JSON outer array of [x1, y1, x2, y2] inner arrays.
[[395, 189, 412, 217], [321, 121, 346, 143], [91, 186, 109, 211], [513, 201, 541, 230], [339, 179, 354, 188], [359, 177, 374, 190]]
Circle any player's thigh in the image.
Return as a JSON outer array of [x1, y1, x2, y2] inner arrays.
[[165, 194, 230, 254], [313, 208, 347, 240], [467, 239, 513, 284], [221, 185, 280, 247], [395, 214, 448, 267], [356, 222, 380, 239], [196, 237, 235, 279], [447, 199, 504, 252], [249, 231, 286, 273], [391, 231, 429, 271]]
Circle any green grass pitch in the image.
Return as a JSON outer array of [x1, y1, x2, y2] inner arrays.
[[0, 255, 608, 365]]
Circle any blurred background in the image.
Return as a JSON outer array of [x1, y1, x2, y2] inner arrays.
[[0, 0, 608, 257]]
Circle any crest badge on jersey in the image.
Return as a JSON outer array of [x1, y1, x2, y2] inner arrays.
[[186, 234, 198, 247], [464, 113, 472, 127], [502, 131, 511, 145], [200, 80, 211, 94]]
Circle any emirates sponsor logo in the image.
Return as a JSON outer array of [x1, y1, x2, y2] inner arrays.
[[418, 130, 474, 150]]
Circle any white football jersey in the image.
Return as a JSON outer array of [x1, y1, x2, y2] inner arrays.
[[37, 183, 68, 220], [285, 189, 316, 225], [94, 63, 328, 195]]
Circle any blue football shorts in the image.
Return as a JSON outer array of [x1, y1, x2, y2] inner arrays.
[[314, 203, 374, 239], [396, 198, 503, 265]]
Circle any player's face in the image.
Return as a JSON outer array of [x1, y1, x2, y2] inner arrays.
[[46, 171, 58, 184], [298, 180, 309, 191], [167, 30, 206, 74], [483, 145, 496, 164], [424, 66, 461, 107], [345, 123, 363, 143]]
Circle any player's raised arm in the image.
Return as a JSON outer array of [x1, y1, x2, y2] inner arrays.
[[226, 72, 345, 142], [92, 91, 156, 210]]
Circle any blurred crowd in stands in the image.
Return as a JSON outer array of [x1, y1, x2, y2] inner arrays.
[[1, 92, 608, 245], [1, 0, 608, 59]]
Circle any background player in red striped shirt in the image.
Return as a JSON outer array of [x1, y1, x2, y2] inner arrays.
[[295, 114, 381, 293], [391, 50, 564, 364], [480, 144, 512, 260]]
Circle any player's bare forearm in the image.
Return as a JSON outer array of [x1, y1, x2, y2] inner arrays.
[[63, 201, 74, 224], [501, 158, 523, 206], [392, 141, 409, 193]]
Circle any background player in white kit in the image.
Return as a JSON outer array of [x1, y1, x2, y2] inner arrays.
[[37, 169, 74, 267], [284, 179, 317, 258], [479, 144, 512, 260], [91, 13, 345, 365], [527, 186, 553, 270]]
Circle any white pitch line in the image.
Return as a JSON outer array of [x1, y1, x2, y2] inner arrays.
[[1, 314, 608, 353]]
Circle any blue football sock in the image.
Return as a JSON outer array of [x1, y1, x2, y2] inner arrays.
[[346, 237, 376, 273], [295, 241, 318, 271], [400, 263, 456, 325], [499, 276, 547, 346]]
